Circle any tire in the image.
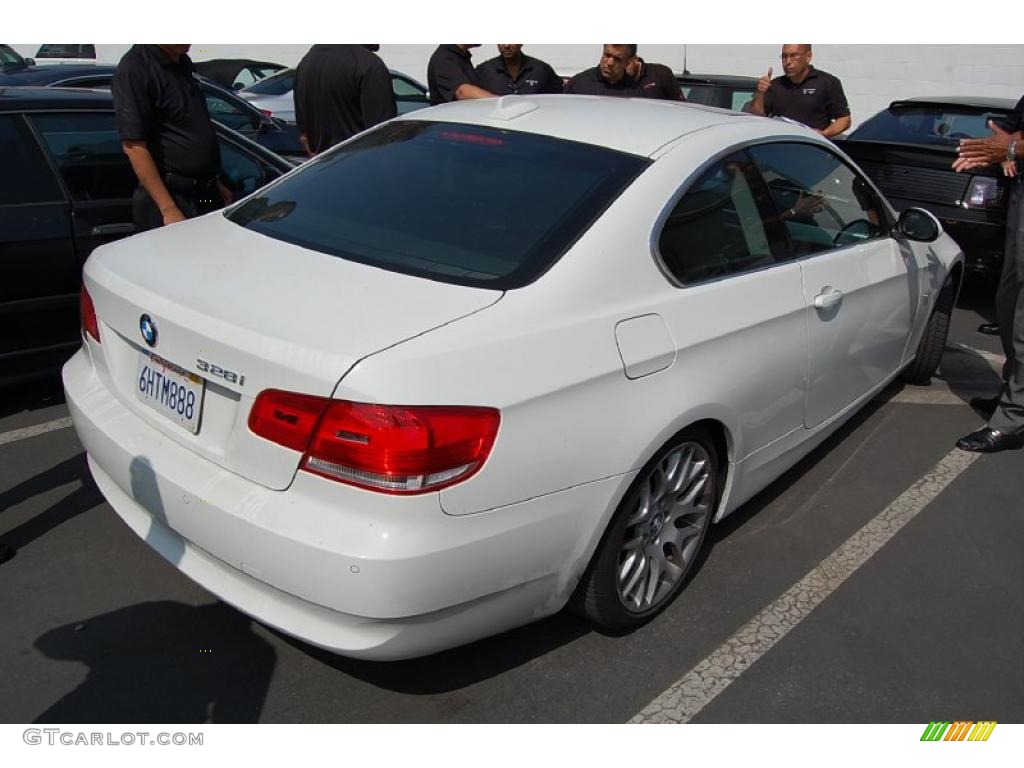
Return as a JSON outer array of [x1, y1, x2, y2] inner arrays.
[[903, 279, 955, 385], [575, 426, 719, 631]]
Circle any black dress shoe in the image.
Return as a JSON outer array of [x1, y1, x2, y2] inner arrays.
[[969, 395, 1001, 414], [956, 427, 1023, 453], [977, 322, 1001, 336]]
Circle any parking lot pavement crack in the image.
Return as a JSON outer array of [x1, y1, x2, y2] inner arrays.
[[629, 447, 980, 724]]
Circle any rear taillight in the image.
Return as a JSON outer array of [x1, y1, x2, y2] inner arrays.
[[249, 391, 500, 494], [81, 284, 100, 343], [249, 390, 330, 452], [259, 109, 274, 117]]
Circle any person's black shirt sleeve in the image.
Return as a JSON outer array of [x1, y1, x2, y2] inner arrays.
[[112, 64, 154, 142], [825, 76, 851, 120], [430, 49, 478, 103], [540, 61, 564, 94], [360, 58, 398, 129]]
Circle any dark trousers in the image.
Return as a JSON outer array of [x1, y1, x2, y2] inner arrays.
[[989, 180, 1024, 434], [131, 183, 224, 233]]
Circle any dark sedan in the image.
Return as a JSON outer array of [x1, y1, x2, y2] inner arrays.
[[0, 63, 306, 162], [840, 97, 1017, 281], [677, 73, 758, 112], [0, 87, 294, 384]]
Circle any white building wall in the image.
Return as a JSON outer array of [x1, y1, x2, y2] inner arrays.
[[12, 43, 1023, 129]]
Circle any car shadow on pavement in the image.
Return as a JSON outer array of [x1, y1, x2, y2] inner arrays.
[[280, 610, 592, 695], [708, 393, 892, 543], [0, 453, 102, 558], [935, 344, 1005, 405], [33, 601, 276, 723], [0, 375, 66, 420]]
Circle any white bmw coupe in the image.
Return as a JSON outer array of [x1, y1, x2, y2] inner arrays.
[[64, 96, 962, 660]]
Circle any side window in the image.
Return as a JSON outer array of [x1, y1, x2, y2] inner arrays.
[[731, 90, 755, 112], [748, 143, 888, 258], [205, 92, 255, 132], [219, 140, 277, 198], [392, 75, 427, 101], [231, 68, 259, 90], [658, 151, 786, 285], [30, 113, 137, 201], [0, 114, 65, 205]]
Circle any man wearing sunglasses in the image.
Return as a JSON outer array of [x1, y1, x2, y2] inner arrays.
[[750, 44, 851, 139]]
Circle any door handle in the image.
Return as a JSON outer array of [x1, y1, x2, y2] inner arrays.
[[813, 287, 844, 310], [90, 223, 136, 237]]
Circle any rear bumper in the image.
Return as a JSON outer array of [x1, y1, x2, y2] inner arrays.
[[63, 348, 618, 660]]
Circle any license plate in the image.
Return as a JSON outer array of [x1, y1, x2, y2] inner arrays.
[[135, 351, 205, 433]]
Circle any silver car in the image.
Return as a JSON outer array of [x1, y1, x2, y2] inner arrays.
[[238, 67, 429, 123]]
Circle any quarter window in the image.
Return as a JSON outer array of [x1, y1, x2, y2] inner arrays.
[[748, 143, 887, 258], [0, 115, 65, 205], [658, 152, 786, 285], [30, 113, 137, 201]]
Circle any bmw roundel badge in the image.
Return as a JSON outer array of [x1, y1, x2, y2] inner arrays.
[[139, 314, 158, 347]]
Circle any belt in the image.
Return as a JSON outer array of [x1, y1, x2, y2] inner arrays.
[[163, 172, 218, 195]]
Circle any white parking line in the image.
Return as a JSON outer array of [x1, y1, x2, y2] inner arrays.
[[630, 446, 980, 724], [0, 417, 74, 447]]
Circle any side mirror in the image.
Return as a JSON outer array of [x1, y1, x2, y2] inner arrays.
[[896, 207, 941, 243], [24, 57, 36, 66], [232, 81, 244, 90]]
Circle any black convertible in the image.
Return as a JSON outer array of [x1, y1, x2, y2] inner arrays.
[[840, 96, 1018, 281]]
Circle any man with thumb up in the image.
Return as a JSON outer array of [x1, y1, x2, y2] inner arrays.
[[750, 44, 850, 139]]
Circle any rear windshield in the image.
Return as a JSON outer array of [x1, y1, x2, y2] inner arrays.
[[849, 105, 1011, 147], [227, 121, 650, 289], [242, 69, 295, 95]]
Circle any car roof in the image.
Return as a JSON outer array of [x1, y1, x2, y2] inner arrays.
[[402, 94, 768, 157], [677, 73, 759, 87], [0, 85, 116, 110], [892, 96, 1018, 111], [0, 63, 117, 85]]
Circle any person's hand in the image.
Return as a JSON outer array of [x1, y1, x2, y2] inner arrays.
[[954, 120, 1013, 171], [161, 205, 186, 226], [757, 67, 773, 95], [1001, 159, 1017, 178], [792, 191, 826, 217]]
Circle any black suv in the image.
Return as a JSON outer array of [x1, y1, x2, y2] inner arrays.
[[840, 97, 1018, 281], [0, 87, 293, 384]]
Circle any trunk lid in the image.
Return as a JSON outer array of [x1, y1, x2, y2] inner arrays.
[[85, 213, 502, 490]]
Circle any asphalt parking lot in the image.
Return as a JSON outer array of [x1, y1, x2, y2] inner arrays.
[[1, 280, 1021, 724]]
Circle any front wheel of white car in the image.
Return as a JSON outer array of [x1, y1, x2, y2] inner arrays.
[[903, 278, 956, 385], [575, 427, 719, 631]]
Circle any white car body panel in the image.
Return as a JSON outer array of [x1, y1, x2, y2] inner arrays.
[[64, 96, 964, 659]]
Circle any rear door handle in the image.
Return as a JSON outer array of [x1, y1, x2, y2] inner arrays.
[[91, 223, 136, 237], [813, 287, 844, 310]]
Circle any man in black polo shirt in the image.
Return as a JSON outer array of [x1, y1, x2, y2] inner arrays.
[[475, 45, 563, 96], [563, 45, 643, 97], [112, 44, 229, 231], [750, 44, 851, 138], [294, 44, 396, 156], [626, 48, 684, 101], [427, 45, 495, 105]]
